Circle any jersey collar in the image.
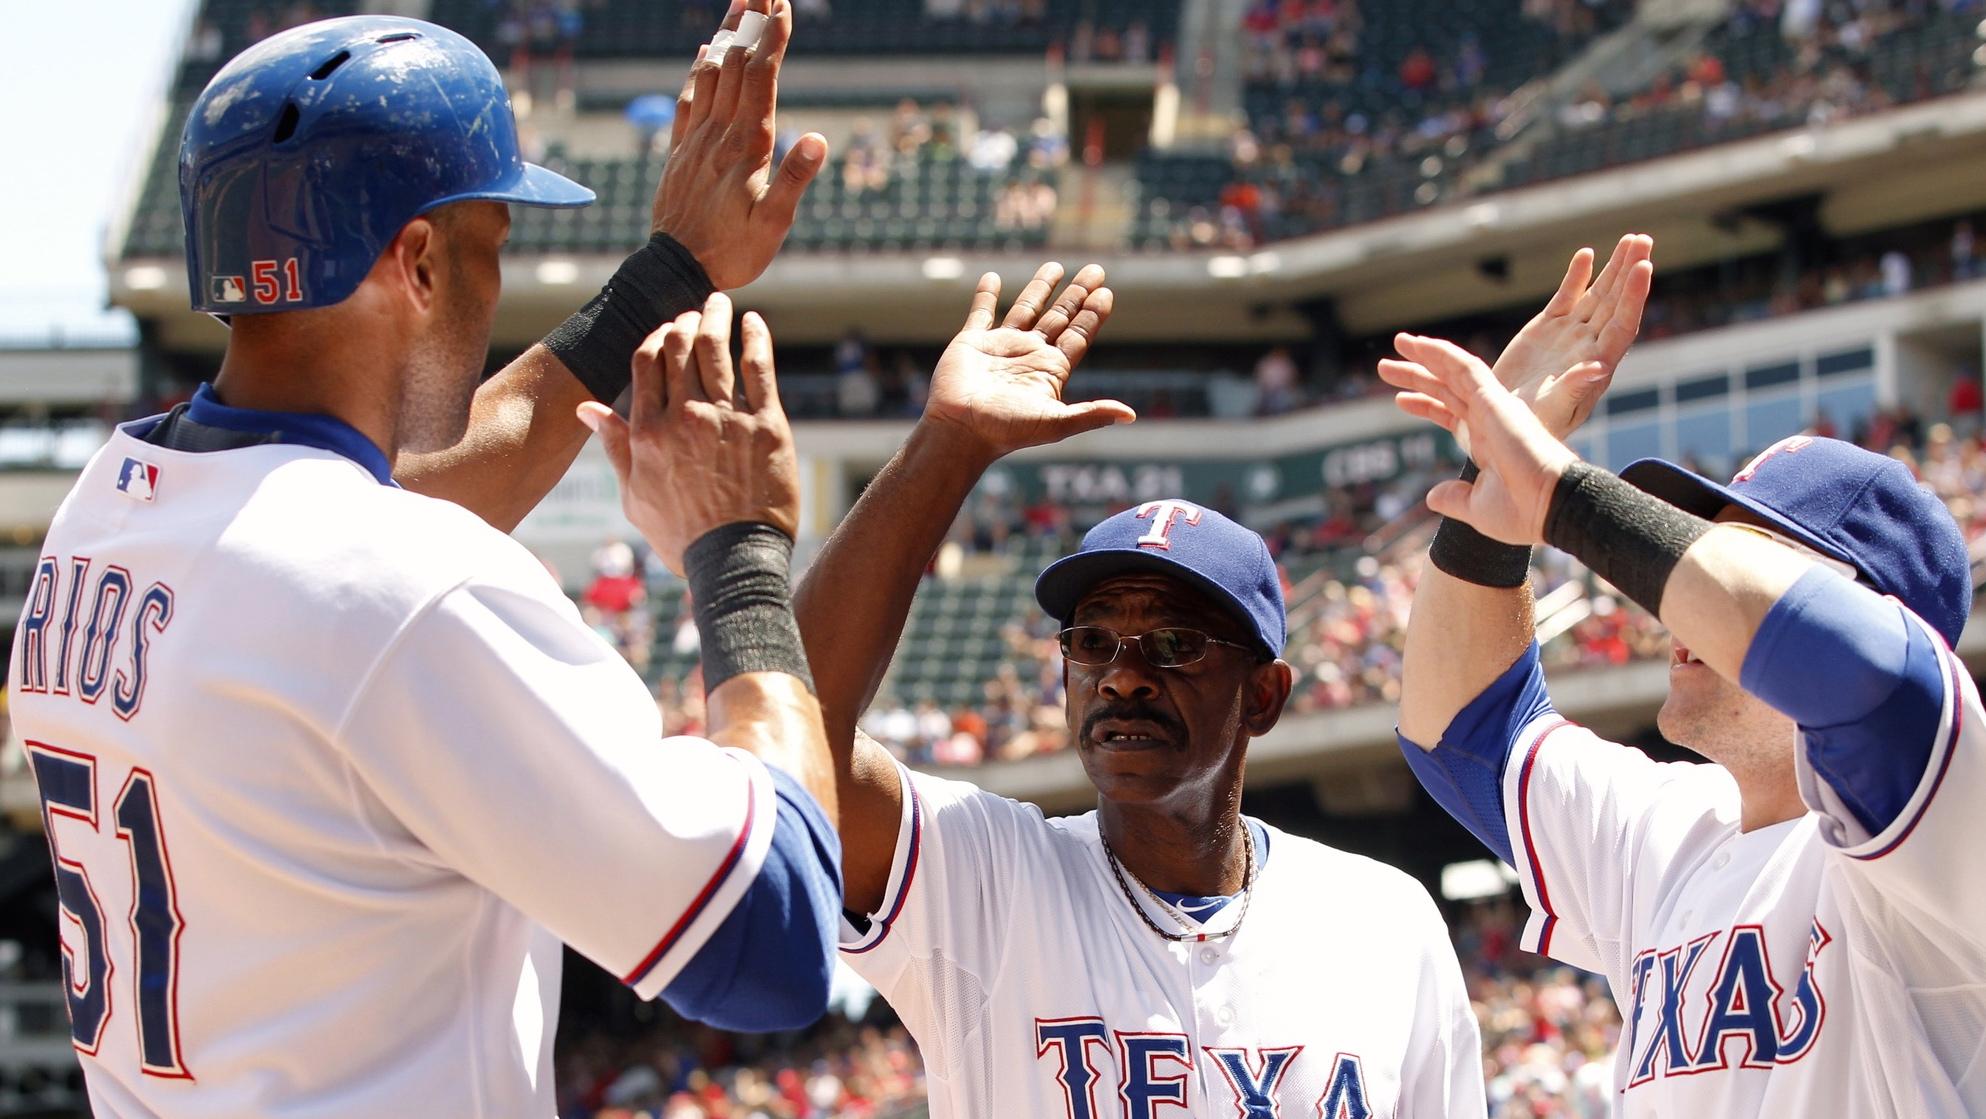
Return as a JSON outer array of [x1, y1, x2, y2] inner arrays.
[[185, 383, 396, 486]]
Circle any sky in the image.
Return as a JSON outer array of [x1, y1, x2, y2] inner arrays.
[[0, 0, 199, 345]]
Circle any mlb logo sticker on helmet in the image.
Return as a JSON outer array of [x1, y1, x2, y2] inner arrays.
[[210, 276, 246, 303]]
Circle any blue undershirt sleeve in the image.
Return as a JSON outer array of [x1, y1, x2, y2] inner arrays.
[[1398, 642, 1557, 866], [1740, 566, 1947, 837], [659, 764, 843, 1032]]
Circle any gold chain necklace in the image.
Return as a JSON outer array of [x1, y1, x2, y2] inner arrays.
[[1098, 823, 1256, 944]]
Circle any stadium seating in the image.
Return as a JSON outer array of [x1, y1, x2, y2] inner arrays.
[[1501, 6, 1980, 189], [648, 538, 1059, 709], [175, 0, 360, 93], [125, 136, 1052, 259], [429, 0, 1179, 59]]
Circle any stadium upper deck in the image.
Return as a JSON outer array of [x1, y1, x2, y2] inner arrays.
[[111, 0, 1986, 364]]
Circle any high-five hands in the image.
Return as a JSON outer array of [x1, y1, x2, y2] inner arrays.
[[923, 263, 1136, 464], [654, 0, 825, 290], [1379, 337, 1578, 547], [578, 293, 800, 573], [1413, 234, 1653, 450]]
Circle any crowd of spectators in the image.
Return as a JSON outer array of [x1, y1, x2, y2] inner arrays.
[[860, 623, 1072, 767], [1460, 900, 1622, 1119], [833, 101, 1064, 219], [558, 1011, 926, 1119], [1164, 0, 1973, 251], [1191, 0, 1621, 249], [1252, 214, 1986, 416], [1537, 0, 1961, 148], [1639, 218, 1983, 340]]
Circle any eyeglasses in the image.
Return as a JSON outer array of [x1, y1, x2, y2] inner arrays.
[[1057, 626, 1255, 668]]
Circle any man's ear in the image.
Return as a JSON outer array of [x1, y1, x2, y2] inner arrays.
[[372, 215, 442, 316], [1242, 659, 1294, 737]]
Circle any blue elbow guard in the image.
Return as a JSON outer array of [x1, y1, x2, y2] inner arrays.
[[1399, 643, 1555, 867], [1742, 568, 1945, 836], [660, 766, 843, 1031]]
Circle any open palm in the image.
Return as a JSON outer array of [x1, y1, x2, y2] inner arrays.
[[1382, 336, 1577, 546], [924, 263, 1136, 460], [1481, 234, 1653, 440]]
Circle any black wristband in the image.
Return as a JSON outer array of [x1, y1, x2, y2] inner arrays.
[[1542, 461, 1712, 617], [543, 231, 715, 403], [1429, 461, 1534, 588], [684, 522, 815, 694]]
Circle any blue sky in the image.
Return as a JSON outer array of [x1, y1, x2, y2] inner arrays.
[[0, 0, 198, 344]]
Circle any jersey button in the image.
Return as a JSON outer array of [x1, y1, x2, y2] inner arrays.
[[1217, 1005, 1235, 1026], [1200, 947, 1218, 965], [1714, 851, 1730, 869]]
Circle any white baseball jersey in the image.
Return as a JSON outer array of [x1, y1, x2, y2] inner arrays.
[[13, 418, 779, 1117], [840, 760, 1484, 1118], [1407, 575, 1986, 1116]]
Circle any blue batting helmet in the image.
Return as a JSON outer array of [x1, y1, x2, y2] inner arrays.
[[180, 16, 594, 314]]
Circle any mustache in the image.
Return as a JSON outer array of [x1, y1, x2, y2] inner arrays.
[[1082, 700, 1186, 743]]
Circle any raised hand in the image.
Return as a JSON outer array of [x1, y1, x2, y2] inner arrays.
[[923, 263, 1136, 464], [653, 0, 826, 290], [1464, 234, 1654, 441], [577, 293, 800, 573], [1380, 335, 1578, 547]]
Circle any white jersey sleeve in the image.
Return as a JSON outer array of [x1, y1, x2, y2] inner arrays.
[[337, 575, 777, 999], [838, 758, 1028, 987]]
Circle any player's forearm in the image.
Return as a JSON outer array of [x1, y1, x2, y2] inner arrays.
[[793, 418, 998, 744], [1399, 566, 1536, 747], [1659, 528, 1810, 682], [1399, 469, 1539, 747], [705, 672, 839, 824], [394, 345, 592, 531]]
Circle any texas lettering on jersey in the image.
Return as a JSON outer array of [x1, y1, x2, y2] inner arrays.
[[1035, 1020, 1373, 1119], [16, 554, 174, 721], [1621, 919, 1830, 1089]]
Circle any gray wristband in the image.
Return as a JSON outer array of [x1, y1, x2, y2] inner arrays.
[[1428, 461, 1533, 588], [543, 232, 715, 403], [1542, 461, 1711, 617], [684, 522, 815, 694]]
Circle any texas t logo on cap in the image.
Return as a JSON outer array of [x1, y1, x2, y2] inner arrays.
[[1036, 498, 1287, 656], [1135, 500, 1204, 549], [1733, 435, 1813, 483]]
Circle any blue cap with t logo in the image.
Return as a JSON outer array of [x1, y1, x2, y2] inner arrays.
[[1621, 435, 1972, 645], [1035, 500, 1286, 658]]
